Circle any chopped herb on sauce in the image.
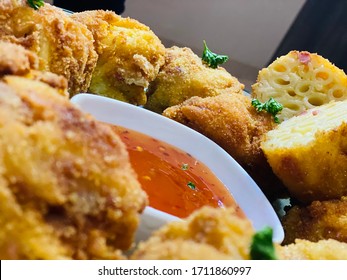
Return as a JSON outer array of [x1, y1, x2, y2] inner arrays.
[[27, 0, 44, 10], [187, 181, 196, 190], [181, 163, 189, 170], [251, 97, 283, 123], [111, 124, 238, 218], [202, 40, 229, 69]]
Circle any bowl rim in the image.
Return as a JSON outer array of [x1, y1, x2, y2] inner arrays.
[[71, 93, 284, 242]]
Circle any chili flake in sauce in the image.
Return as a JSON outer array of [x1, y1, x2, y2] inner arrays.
[[111, 125, 243, 218]]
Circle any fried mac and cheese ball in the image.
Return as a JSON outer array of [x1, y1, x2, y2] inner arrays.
[[130, 206, 347, 260], [71, 10, 165, 105], [252, 51, 347, 121], [262, 100, 347, 203], [0, 41, 69, 98], [163, 93, 286, 197], [0, 1, 98, 94], [278, 239, 347, 260], [0, 40, 38, 76], [281, 197, 347, 245], [145, 46, 244, 113], [0, 71, 147, 259], [131, 207, 254, 260]]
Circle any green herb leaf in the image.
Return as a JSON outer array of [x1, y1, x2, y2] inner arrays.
[[250, 227, 277, 260], [202, 40, 229, 69], [181, 163, 189, 170], [251, 97, 283, 123], [187, 181, 196, 190], [27, 0, 44, 10]]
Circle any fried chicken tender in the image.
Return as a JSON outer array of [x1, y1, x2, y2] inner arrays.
[[252, 51, 347, 121], [145, 46, 244, 113], [0, 1, 98, 94], [0, 41, 69, 98], [71, 10, 165, 105], [131, 207, 255, 260], [261, 100, 347, 203], [163, 93, 286, 198], [278, 239, 347, 260], [0, 75, 147, 259], [281, 197, 347, 245]]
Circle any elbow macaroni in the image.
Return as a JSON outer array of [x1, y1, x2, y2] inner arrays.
[[261, 100, 347, 202], [252, 51, 347, 121]]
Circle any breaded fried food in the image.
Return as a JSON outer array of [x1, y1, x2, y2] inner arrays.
[[145, 46, 244, 113], [71, 10, 165, 105], [0, 1, 98, 94], [252, 51, 347, 121], [0, 77, 147, 259], [131, 207, 254, 260], [0, 41, 69, 98], [278, 239, 347, 260], [281, 197, 347, 245], [261, 100, 347, 203], [163, 93, 286, 197], [131, 206, 347, 260], [0, 40, 39, 75]]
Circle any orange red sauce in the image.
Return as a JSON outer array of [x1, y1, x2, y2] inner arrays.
[[111, 125, 243, 218]]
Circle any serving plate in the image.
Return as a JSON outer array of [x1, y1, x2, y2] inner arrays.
[[71, 93, 284, 243]]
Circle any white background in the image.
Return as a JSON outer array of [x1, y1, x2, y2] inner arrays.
[[1, 260, 344, 280]]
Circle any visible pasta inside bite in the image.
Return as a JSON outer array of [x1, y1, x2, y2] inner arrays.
[[252, 51, 347, 121], [261, 100, 347, 203]]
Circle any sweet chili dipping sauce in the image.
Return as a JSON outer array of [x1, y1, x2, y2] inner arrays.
[[111, 125, 244, 218]]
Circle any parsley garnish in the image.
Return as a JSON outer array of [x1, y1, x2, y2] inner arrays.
[[181, 163, 189, 170], [202, 40, 229, 69], [251, 97, 283, 123], [27, 0, 44, 10], [187, 181, 196, 190], [250, 227, 277, 260]]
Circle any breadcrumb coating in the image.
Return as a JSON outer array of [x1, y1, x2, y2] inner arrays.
[[252, 51, 347, 121], [0, 1, 98, 94], [282, 197, 347, 245], [262, 100, 347, 202], [131, 207, 254, 260], [163, 93, 286, 198], [0, 41, 69, 97], [0, 50, 148, 258], [72, 10, 165, 105], [145, 46, 244, 113], [278, 239, 347, 260]]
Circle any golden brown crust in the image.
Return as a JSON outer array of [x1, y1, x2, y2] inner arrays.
[[281, 197, 347, 245], [262, 101, 347, 202], [0, 77, 148, 259], [131, 207, 254, 260], [145, 46, 244, 113], [0, 41, 39, 76], [0, 2, 98, 94], [26, 71, 69, 97], [278, 239, 347, 260], [163, 93, 286, 197], [72, 10, 165, 105], [165, 94, 273, 167], [252, 50, 347, 121], [0, 41, 69, 97]]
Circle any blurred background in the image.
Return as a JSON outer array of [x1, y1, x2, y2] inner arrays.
[[50, 0, 347, 91], [124, 0, 306, 89], [124, 0, 347, 90]]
